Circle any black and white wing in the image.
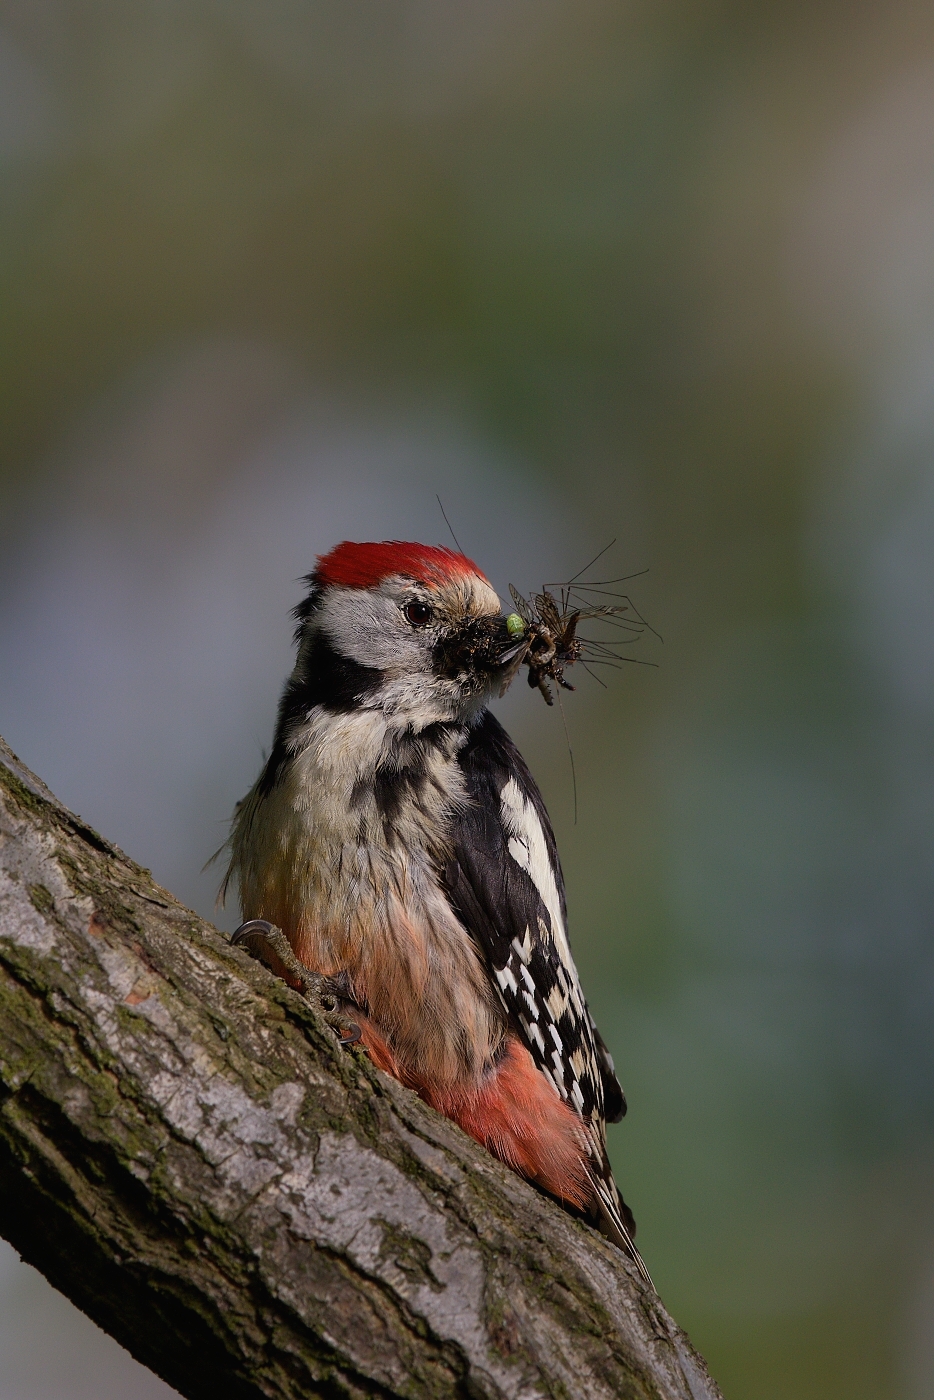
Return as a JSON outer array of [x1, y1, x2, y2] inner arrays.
[[443, 709, 647, 1276]]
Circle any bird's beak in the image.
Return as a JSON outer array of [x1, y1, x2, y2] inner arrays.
[[470, 616, 531, 695], [492, 620, 531, 695], [483, 616, 531, 670], [434, 615, 529, 689]]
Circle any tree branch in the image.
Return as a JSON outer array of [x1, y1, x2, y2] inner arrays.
[[0, 735, 721, 1400]]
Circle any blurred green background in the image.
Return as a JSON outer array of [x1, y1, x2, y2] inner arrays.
[[2, 3, 934, 1397]]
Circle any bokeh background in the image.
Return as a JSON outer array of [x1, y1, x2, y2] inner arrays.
[[1, 2, 934, 1397]]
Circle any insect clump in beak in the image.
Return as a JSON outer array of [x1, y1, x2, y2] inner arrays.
[[504, 578, 656, 705]]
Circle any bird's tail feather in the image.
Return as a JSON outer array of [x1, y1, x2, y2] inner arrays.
[[588, 1166, 655, 1289]]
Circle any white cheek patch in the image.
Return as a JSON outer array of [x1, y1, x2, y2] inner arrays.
[[317, 585, 429, 674], [498, 777, 574, 972]]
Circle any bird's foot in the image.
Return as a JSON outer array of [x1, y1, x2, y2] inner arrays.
[[231, 919, 362, 1046]]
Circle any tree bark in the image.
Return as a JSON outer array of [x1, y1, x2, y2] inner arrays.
[[0, 735, 721, 1400]]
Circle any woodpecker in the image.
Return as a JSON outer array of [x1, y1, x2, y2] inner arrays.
[[223, 539, 649, 1281]]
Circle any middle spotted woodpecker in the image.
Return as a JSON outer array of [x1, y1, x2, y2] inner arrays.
[[223, 539, 650, 1282]]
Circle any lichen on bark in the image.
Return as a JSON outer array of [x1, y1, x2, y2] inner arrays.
[[0, 735, 721, 1400]]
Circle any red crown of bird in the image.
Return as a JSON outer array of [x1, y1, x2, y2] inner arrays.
[[313, 540, 487, 592]]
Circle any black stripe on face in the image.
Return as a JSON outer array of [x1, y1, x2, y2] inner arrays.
[[257, 632, 384, 796], [300, 632, 385, 713]]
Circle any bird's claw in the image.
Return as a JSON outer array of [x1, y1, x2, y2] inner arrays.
[[232, 919, 362, 1047]]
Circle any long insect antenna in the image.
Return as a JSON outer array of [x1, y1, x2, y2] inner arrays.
[[565, 538, 617, 587], [568, 584, 658, 628], [579, 606, 653, 638], [581, 654, 659, 669], [578, 637, 627, 656], [435, 495, 467, 555], [625, 602, 663, 644], [551, 568, 651, 587], [580, 661, 608, 688], [506, 547, 657, 704], [566, 585, 636, 602], [576, 631, 641, 655], [579, 635, 658, 663]]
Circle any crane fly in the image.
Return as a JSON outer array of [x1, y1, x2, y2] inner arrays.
[[503, 572, 658, 705]]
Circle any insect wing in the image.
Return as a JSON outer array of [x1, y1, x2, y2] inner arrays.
[[508, 584, 535, 624], [534, 590, 563, 633]]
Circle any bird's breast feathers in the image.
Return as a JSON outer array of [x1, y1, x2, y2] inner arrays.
[[233, 706, 505, 1087]]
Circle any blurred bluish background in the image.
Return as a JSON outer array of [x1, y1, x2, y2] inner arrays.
[[1, 3, 934, 1397]]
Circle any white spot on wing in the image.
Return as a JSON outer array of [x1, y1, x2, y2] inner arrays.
[[496, 965, 518, 995], [499, 777, 575, 973], [511, 929, 533, 964], [547, 984, 568, 1020]]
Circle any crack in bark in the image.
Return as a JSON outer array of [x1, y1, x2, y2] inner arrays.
[[0, 735, 722, 1400]]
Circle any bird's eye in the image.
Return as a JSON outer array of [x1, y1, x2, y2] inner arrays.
[[404, 601, 433, 627]]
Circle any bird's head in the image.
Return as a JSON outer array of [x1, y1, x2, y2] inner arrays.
[[292, 540, 522, 727]]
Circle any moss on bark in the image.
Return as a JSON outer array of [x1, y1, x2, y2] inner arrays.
[[0, 735, 721, 1400]]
